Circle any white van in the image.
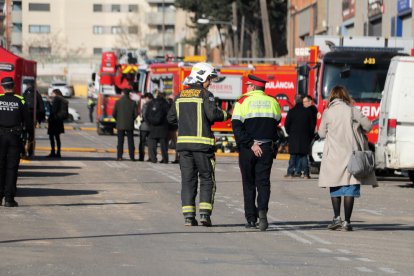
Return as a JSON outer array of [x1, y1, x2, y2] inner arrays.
[[376, 56, 414, 184]]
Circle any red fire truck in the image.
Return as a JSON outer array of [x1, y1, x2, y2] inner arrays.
[[94, 51, 141, 135], [295, 36, 413, 173]]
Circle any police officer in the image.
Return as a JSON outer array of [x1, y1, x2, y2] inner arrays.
[[167, 62, 229, 227], [0, 77, 32, 207], [231, 74, 282, 231]]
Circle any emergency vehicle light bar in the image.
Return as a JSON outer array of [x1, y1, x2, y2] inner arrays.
[[331, 46, 404, 53]]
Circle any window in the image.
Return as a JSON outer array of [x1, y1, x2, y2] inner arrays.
[[12, 23, 22, 32], [93, 26, 103, 34], [29, 25, 50, 33], [93, 4, 102, 12], [111, 4, 121, 12], [12, 2, 22, 11], [128, 4, 138, 12], [93, 48, 102, 55], [28, 3, 50, 12], [111, 26, 122, 34], [128, 26, 138, 34], [29, 46, 51, 55]]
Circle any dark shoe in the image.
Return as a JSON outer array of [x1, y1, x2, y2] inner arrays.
[[4, 200, 18, 207], [302, 174, 311, 179], [245, 221, 257, 229], [327, 216, 342, 230], [258, 210, 268, 231], [171, 160, 179, 164], [116, 158, 122, 161], [0, 196, 3, 206], [159, 160, 168, 164], [200, 214, 212, 227], [138, 158, 144, 161], [130, 158, 136, 161], [46, 153, 56, 158], [184, 217, 198, 226], [56, 153, 61, 158], [341, 221, 353, 231]]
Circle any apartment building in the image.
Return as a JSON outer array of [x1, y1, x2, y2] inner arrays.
[[1, 0, 23, 52], [288, 0, 413, 57]]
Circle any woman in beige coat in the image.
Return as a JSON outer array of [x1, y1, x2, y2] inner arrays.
[[318, 86, 377, 231]]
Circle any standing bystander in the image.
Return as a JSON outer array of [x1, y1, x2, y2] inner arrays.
[[138, 93, 153, 161], [47, 89, 67, 158]]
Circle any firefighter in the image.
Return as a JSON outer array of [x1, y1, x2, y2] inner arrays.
[[231, 74, 282, 231], [167, 62, 229, 227], [0, 77, 32, 207]]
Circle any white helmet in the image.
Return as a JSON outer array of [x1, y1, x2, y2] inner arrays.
[[183, 62, 218, 85]]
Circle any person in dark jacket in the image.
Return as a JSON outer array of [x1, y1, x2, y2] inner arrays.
[[113, 89, 138, 161], [47, 89, 67, 158], [302, 95, 318, 177], [145, 90, 170, 163], [167, 62, 229, 227], [284, 95, 316, 178], [138, 93, 153, 161], [22, 80, 44, 158], [0, 77, 32, 207]]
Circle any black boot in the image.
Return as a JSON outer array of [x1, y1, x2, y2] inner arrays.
[[4, 199, 18, 207], [258, 210, 268, 231], [200, 214, 212, 227], [184, 217, 198, 226]]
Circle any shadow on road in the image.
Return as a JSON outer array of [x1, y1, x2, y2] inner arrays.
[[18, 187, 98, 197], [397, 183, 414, 188], [32, 201, 147, 207], [19, 171, 79, 177], [20, 165, 82, 170]]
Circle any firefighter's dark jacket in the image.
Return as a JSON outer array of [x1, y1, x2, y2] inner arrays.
[[167, 85, 228, 152], [0, 92, 32, 131], [231, 90, 281, 148]]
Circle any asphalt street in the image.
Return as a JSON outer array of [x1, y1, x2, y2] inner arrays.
[[0, 98, 413, 275]]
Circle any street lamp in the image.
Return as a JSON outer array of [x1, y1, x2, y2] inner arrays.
[[197, 18, 237, 62]]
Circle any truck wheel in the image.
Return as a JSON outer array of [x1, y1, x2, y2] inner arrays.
[[97, 124, 105, 135], [408, 171, 414, 184]]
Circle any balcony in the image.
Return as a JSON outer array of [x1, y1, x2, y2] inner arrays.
[[145, 32, 175, 47], [146, 11, 175, 25]]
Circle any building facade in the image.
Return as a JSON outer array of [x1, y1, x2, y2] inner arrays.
[[288, 0, 414, 58]]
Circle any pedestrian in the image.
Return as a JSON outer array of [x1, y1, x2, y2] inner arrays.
[[47, 89, 67, 158], [167, 62, 229, 227], [0, 77, 32, 207], [302, 95, 318, 177], [232, 74, 282, 231], [113, 89, 138, 161], [138, 92, 153, 161], [284, 95, 316, 179], [145, 90, 170, 164], [87, 83, 97, 123], [167, 96, 179, 164], [22, 80, 44, 158], [318, 86, 377, 231]]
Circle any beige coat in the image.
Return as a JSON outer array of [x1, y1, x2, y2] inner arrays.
[[318, 99, 378, 188]]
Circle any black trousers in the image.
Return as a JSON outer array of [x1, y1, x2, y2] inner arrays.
[[117, 130, 135, 159], [138, 130, 149, 160], [49, 134, 61, 154], [0, 133, 22, 200], [239, 143, 274, 222], [147, 137, 168, 163], [180, 150, 216, 217]]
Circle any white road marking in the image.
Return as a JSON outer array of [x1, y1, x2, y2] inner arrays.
[[355, 267, 374, 273], [335, 257, 351, 261], [148, 163, 181, 182], [359, 209, 383, 216], [58, 161, 86, 167], [356, 257, 374, 262], [379, 267, 398, 274], [337, 249, 352, 254], [317, 248, 332, 253]]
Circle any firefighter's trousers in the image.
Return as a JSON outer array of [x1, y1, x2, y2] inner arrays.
[[238, 143, 273, 222], [0, 132, 22, 200], [180, 150, 216, 218]]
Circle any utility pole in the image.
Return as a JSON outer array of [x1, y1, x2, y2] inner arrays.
[[259, 0, 273, 58], [232, 1, 238, 58], [162, 0, 165, 54]]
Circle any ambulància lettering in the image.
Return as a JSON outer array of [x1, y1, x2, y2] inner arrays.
[[266, 81, 295, 90]]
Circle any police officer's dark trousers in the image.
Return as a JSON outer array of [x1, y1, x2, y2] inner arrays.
[[180, 150, 216, 218], [239, 143, 273, 222], [117, 130, 135, 159], [0, 132, 21, 201]]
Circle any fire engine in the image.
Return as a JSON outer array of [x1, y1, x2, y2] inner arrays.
[[295, 36, 414, 173], [94, 51, 141, 135]]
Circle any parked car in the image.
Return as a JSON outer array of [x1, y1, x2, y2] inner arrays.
[[48, 82, 74, 98], [42, 97, 81, 122]]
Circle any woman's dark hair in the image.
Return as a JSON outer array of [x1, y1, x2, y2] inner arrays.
[[328, 85, 352, 105], [52, 89, 63, 97]]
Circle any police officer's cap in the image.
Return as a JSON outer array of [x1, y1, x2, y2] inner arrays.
[[245, 74, 267, 88], [1, 77, 14, 87]]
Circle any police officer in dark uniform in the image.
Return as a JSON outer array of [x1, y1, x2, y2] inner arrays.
[[231, 74, 282, 231], [167, 62, 229, 227], [0, 77, 32, 207]]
